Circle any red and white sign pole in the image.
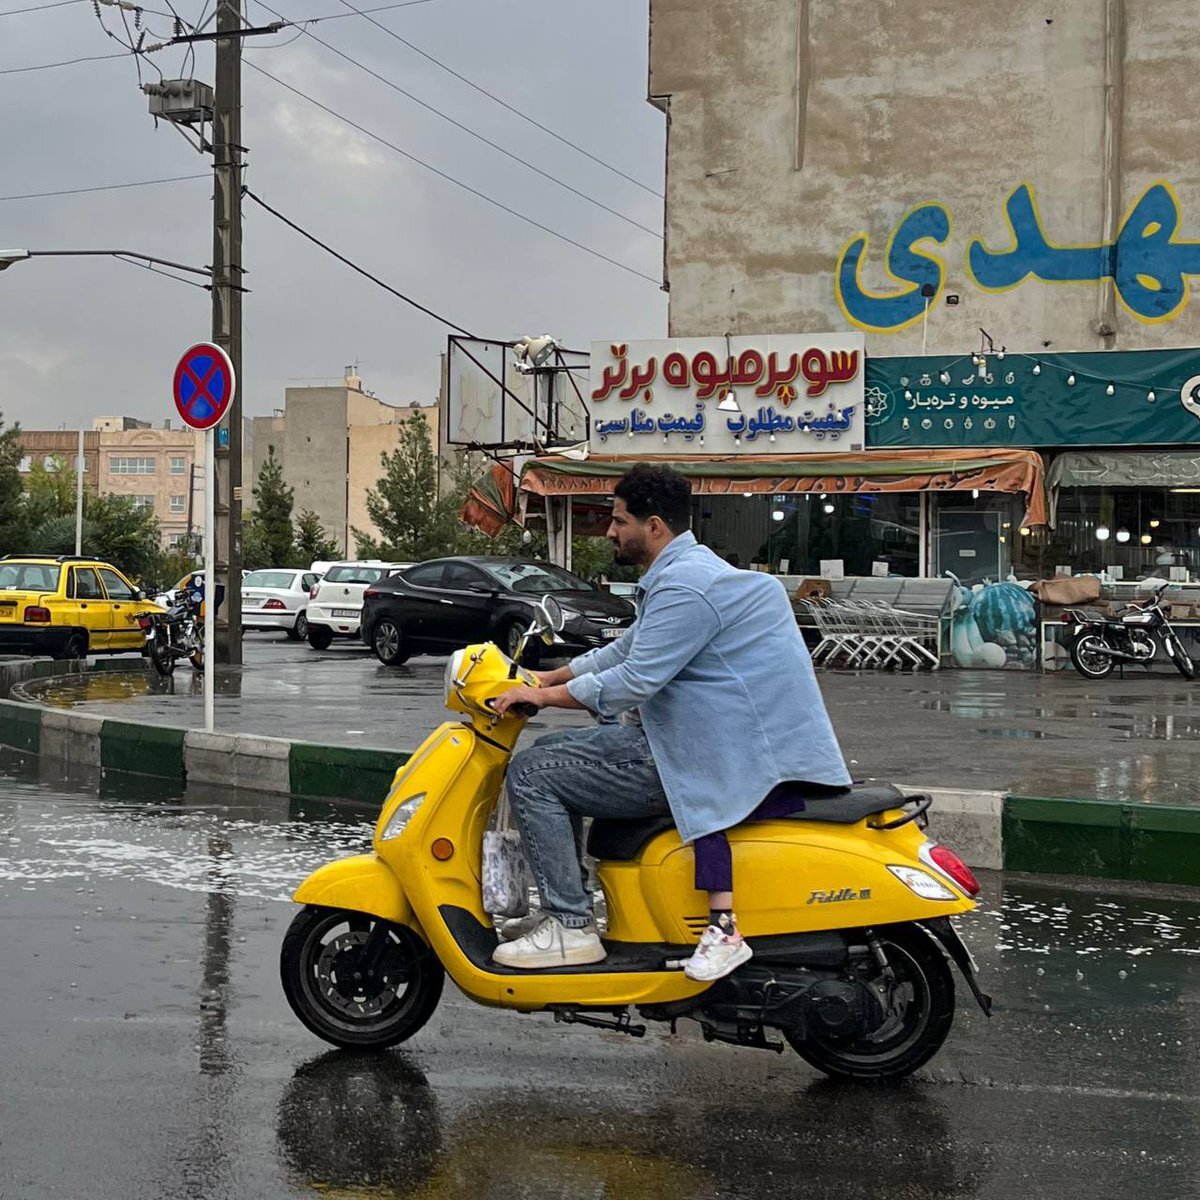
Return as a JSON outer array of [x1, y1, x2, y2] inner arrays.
[[173, 343, 235, 734]]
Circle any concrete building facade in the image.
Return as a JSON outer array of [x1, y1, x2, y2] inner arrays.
[[648, 0, 1200, 355], [249, 372, 439, 557]]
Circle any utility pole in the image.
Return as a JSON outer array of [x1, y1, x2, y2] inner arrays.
[[211, 0, 244, 663]]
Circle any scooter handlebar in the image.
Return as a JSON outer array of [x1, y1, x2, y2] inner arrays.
[[484, 697, 540, 719]]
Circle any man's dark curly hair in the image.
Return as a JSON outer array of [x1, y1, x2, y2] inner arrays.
[[612, 464, 692, 534]]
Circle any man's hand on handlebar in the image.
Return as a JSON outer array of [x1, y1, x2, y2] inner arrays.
[[492, 685, 545, 716]]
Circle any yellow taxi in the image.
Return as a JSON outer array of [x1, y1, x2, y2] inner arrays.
[[0, 555, 164, 660]]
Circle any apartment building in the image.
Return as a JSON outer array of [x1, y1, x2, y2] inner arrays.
[[250, 371, 439, 556]]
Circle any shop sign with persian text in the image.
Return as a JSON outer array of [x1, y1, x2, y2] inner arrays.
[[589, 335, 865, 456]]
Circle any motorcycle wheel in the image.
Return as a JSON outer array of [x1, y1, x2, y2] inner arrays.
[[281, 905, 444, 1050], [1070, 633, 1115, 679], [1170, 641, 1196, 680], [149, 633, 175, 677], [785, 924, 954, 1081], [190, 647, 205, 672]]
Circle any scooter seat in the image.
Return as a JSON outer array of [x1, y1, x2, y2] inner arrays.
[[587, 782, 910, 862]]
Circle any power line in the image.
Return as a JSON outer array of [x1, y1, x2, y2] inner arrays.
[[243, 185, 474, 335], [252, 0, 659, 239], [334, 0, 663, 199], [0, 49, 130, 74], [246, 60, 662, 285], [0, 0, 85, 15], [0, 172, 209, 202]]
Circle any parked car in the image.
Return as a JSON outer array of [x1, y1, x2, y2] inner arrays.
[[306, 560, 411, 650], [360, 556, 636, 666], [241, 568, 322, 640], [0, 554, 163, 659]]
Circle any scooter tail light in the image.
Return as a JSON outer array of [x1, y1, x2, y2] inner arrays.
[[924, 842, 981, 896], [1061, 611, 1075, 625]]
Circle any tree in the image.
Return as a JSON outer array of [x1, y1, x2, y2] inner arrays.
[[294, 509, 337, 566], [243, 445, 295, 568], [355, 417, 462, 560], [0, 417, 28, 555]]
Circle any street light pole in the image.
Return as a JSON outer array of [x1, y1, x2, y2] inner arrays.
[[0, 249, 212, 279], [210, 0, 244, 665]]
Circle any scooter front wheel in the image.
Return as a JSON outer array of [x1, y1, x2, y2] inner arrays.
[[785, 924, 955, 1081], [281, 905, 444, 1050]]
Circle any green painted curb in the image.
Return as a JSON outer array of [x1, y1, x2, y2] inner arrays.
[[0, 698, 42, 754], [288, 741, 409, 802], [1004, 795, 1200, 886], [100, 719, 186, 781]]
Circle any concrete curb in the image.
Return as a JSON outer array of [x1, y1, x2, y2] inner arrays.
[[0, 658, 1197, 887], [0, 657, 409, 804]]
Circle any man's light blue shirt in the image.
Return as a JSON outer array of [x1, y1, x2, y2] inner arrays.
[[567, 532, 851, 842]]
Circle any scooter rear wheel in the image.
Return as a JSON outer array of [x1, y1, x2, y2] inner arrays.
[[1070, 633, 1115, 679], [785, 924, 955, 1081], [149, 633, 175, 677], [281, 905, 444, 1050]]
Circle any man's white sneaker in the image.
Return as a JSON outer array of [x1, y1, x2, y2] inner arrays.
[[683, 924, 753, 982], [492, 916, 607, 969]]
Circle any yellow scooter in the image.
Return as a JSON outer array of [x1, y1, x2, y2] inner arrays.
[[281, 599, 991, 1080]]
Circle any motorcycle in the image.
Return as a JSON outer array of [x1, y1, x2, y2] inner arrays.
[[280, 598, 991, 1081], [1065, 580, 1196, 680], [139, 588, 205, 677]]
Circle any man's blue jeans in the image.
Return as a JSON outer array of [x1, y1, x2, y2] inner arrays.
[[505, 724, 669, 929]]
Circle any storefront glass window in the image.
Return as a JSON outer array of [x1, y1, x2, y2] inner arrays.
[[1012, 488, 1200, 582], [693, 494, 920, 576]]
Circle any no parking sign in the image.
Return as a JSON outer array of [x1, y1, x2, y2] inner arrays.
[[173, 343, 235, 431]]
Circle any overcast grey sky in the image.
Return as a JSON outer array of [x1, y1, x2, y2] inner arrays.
[[0, 0, 666, 431]]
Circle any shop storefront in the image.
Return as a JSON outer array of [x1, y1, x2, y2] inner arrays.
[[464, 338, 1200, 669]]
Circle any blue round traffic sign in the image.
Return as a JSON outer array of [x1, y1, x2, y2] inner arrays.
[[173, 343, 235, 431]]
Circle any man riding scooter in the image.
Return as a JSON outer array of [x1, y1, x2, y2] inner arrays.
[[492, 465, 851, 980]]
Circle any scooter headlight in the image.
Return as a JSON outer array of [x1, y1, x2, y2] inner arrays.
[[887, 864, 957, 901], [379, 793, 426, 841], [443, 648, 466, 703]]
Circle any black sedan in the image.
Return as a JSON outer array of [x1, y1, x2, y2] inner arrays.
[[360, 556, 637, 666]]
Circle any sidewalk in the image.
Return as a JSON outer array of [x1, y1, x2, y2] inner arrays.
[[11, 643, 1200, 807]]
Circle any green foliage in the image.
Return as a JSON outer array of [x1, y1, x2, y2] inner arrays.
[[243, 445, 295, 568], [354, 417, 465, 561], [294, 509, 338, 566], [0, 418, 28, 556], [26, 492, 162, 583]]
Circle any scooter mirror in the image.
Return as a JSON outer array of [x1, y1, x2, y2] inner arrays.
[[538, 595, 565, 635]]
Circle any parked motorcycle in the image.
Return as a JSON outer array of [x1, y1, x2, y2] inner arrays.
[[1065, 580, 1196, 680], [280, 597, 991, 1081], [140, 588, 205, 676]]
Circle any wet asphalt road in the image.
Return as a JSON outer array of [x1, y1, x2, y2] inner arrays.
[[18, 634, 1200, 804], [1, 749, 1199, 1199]]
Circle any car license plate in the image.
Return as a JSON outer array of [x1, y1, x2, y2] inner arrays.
[[601, 626, 623, 639], [332, 608, 358, 618]]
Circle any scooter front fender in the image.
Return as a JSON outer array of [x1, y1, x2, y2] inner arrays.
[[292, 853, 418, 933]]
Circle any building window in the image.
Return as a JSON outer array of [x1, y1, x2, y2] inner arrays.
[[169, 455, 186, 474], [17, 456, 31, 473], [42, 455, 59, 471], [130, 495, 156, 512], [109, 456, 156, 475], [169, 495, 186, 513], [166, 532, 188, 548]]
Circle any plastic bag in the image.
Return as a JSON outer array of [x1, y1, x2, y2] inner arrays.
[[482, 792, 533, 918]]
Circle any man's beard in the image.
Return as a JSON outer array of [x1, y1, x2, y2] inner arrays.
[[612, 538, 647, 567]]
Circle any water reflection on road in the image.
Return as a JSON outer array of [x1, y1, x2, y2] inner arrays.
[[0, 748, 1198, 1198]]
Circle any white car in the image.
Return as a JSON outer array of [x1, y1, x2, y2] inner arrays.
[[241, 568, 321, 640], [306, 560, 410, 649]]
